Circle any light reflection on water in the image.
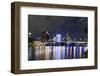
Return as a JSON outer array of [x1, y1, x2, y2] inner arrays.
[[28, 45, 87, 60]]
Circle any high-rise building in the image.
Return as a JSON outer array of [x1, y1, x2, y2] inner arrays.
[[56, 34, 61, 43], [41, 31, 49, 42]]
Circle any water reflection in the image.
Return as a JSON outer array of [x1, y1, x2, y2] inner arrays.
[[28, 42, 88, 60]]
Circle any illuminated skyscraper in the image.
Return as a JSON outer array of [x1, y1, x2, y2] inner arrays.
[[56, 34, 61, 43]]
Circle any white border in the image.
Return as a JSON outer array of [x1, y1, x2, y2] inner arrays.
[[20, 6, 95, 70]]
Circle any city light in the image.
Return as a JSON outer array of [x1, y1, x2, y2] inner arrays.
[[28, 32, 87, 60], [56, 34, 61, 43]]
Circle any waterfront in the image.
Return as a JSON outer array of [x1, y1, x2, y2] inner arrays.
[[28, 41, 88, 60]]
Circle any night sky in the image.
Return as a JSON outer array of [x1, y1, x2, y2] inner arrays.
[[28, 15, 88, 41]]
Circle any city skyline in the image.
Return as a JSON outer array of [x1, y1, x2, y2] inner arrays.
[[28, 15, 88, 40], [28, 15, 88, 41], [28, 15, 88, 60]]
